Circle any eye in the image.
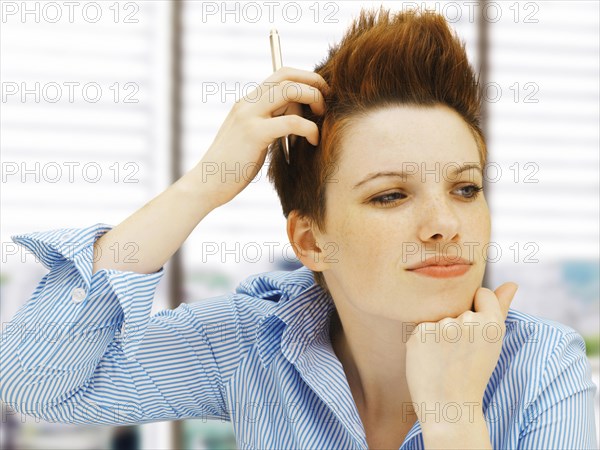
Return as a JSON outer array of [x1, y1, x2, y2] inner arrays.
[[369, 191, 407, 206], [455, 184, 484, 200], [368, 184, 484, 207]]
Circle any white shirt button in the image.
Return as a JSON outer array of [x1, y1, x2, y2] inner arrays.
[[71, 287, 86, 303], [62, 232, 74, 242]]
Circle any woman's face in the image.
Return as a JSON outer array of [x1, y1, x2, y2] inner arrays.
[[314, 104, 491, 323]]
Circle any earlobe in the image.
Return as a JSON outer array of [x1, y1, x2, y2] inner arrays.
[[286, 210, 327, 271]]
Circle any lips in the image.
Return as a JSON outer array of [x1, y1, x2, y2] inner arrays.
[[406, 255, 472, 271]]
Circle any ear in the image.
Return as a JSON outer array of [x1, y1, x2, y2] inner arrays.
[[286, 210, 328, 272]]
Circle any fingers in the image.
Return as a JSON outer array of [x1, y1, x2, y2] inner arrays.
[[494, 282, 519, 319], [244, 67, 329, 117], [473, 283, 519, 320], [234, 67, 329, 148], [268, 83, 327, 118], [267, 66, 330, 97], [257, 80, 326, 117], [472, 287, 496, 315], [268, 115, 319, 146]]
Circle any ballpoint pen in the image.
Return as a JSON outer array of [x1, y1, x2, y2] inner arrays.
[[269, 28, 291, 164]]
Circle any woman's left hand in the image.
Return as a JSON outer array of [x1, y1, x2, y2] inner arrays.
[[405, 282, 519, 426]]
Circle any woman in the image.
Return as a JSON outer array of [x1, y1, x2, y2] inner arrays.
[[1, 6, 597, 450]]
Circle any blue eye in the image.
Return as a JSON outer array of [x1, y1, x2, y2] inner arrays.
[[370, 192, 406, 206], [369, 184, 484, 207], [456, 184, 484, 199]]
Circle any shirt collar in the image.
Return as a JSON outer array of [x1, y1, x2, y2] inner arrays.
[[236, 266, 336, 369], [240, 268, 425, 448]]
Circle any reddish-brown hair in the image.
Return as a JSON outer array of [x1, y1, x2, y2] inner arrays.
[[267, 6, 487, 293]]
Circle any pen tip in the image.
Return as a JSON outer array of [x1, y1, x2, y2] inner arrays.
[[270, 28, 278, 36]]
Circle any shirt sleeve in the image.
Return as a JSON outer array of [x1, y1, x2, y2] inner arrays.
[[519, 331, 599, 449], [0, 223, 235, 426]]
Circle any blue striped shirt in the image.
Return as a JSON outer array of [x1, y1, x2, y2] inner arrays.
[[1, 222, 597, 449]]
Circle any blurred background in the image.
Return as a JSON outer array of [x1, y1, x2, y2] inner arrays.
[[1, 0, 598, 449]]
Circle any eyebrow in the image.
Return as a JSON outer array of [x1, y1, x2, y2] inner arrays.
[[352, 163, 483, 190]]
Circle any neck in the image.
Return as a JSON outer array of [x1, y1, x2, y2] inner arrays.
[[329, 308, 416, 421]]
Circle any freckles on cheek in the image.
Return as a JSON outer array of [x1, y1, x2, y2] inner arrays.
[[343, 216, 390, 260], [335, 211, 368, 256], [338, 208, 372, 238]]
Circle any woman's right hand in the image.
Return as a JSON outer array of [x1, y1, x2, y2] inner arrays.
[[194, 66, 330, 207]]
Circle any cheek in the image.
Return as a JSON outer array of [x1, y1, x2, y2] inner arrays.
[[473, 203, 492, 241], [336, 211, 401, 267], [465, 204, 491, 263]]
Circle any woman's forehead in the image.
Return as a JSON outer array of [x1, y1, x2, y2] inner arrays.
[[334, 106, 481, 180]]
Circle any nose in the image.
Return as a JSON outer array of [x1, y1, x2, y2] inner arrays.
[[417, 194, 461, 244]]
